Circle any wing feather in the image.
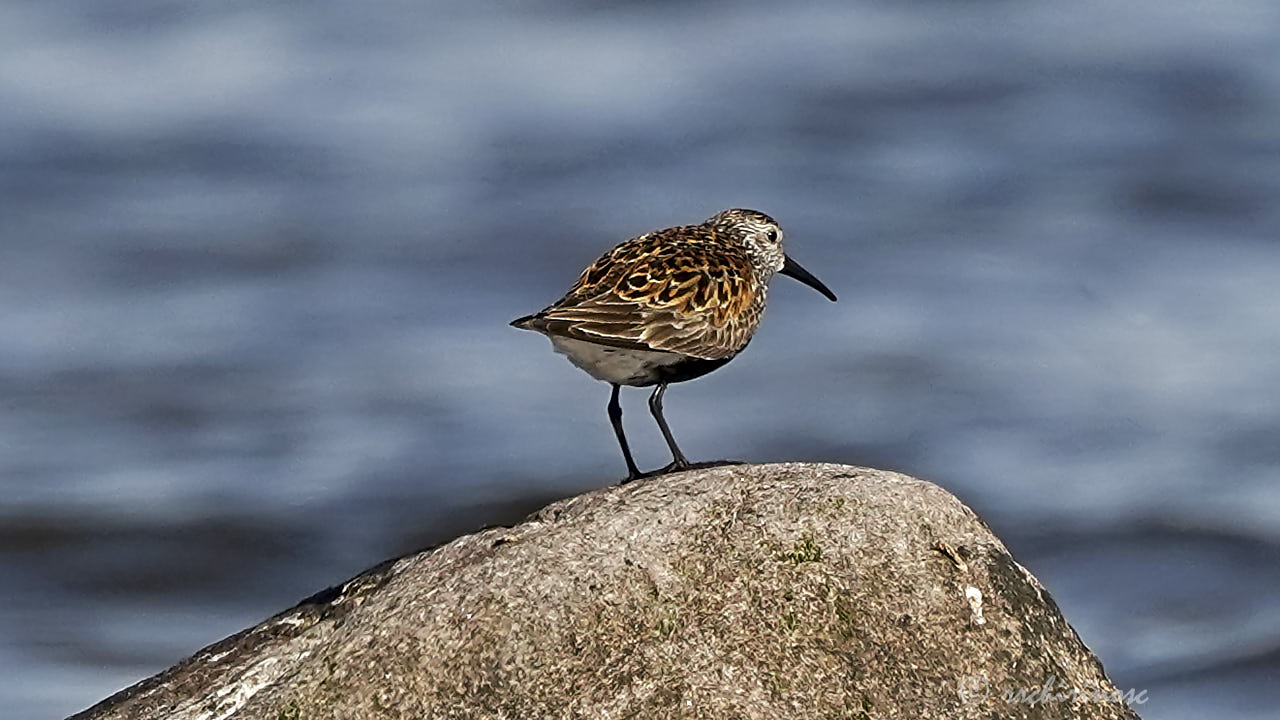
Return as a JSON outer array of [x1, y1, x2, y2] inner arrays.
[[528, 234, 762, 360]]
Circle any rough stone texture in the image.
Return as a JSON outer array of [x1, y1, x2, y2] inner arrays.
[[71, 463, 1142, 720]]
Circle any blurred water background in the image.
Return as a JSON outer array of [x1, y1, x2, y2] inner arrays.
[[2, 1, 1278, 717]]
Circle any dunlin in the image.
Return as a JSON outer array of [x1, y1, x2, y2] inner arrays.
[[512, 208, 836, 481]]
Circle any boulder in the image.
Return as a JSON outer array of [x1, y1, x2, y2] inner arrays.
[[71, 463, 1141, 720]]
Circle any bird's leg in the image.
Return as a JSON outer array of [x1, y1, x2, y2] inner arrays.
[[609, 383, 643, 483], [649, 382, 691, 473]]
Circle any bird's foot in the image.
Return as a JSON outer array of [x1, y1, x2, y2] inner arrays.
[[618, 463, 681, 484], [658, 458, 692, 475], [620, 459, 747, 485]]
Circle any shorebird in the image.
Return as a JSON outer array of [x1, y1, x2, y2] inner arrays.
[[512, 208, 836, 482]]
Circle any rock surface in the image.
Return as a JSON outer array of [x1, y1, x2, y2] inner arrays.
[[71, 463, 1142, 720]]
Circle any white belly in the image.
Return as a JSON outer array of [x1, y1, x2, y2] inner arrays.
[[548, 335, 686, 386]]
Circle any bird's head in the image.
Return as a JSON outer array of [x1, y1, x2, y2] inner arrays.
[[705, 208, 837, 302]]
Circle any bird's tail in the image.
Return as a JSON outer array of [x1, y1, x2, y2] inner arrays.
[[510, 314, 539, 330]]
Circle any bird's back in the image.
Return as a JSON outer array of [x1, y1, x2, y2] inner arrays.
[[513, 224, 765, 361]]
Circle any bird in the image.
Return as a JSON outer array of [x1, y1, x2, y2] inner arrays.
[[511, 208, 836, 482]]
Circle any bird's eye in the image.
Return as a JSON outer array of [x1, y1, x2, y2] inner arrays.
[[766, 229, 778, 242]]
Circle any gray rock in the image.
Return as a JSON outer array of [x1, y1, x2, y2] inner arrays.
[[71, 463, 1142, 720]]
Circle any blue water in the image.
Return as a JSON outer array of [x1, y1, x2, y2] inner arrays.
[[2, 1, 1278, 718]]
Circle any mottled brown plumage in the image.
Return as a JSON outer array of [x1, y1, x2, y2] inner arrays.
[[512, 208, 836, 482], [523, 217, 765, 360]]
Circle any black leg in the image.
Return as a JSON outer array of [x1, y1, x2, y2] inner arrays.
[[608, 384, 642, 483], [649, 382, 690, 472]]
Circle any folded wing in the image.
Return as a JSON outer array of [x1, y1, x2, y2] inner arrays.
[[526, 236, 760, 360]]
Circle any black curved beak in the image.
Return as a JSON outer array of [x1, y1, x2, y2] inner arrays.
[[781, 255, 837, 302]]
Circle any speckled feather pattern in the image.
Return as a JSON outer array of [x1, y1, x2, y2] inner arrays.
[[515, 209, 783, 361]]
